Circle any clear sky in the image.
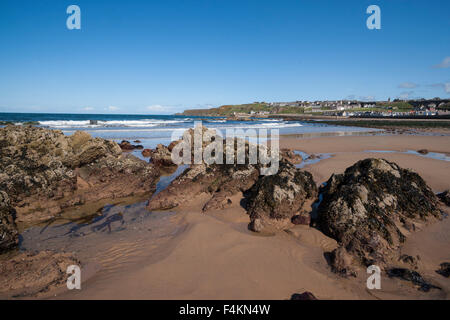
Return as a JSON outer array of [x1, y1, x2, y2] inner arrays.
[[0, 0, 449, 114]]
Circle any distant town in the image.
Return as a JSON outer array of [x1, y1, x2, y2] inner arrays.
[[180, 98, 450, 119]]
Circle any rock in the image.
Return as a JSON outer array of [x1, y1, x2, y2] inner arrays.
[[89, 120, 98, 125], [248, 218, 264, 232], [141, 149, 152, 157], [133, 140, 141, 143], [398, 254, 420, 269], [325, 247, 357, 277], [149, 144, 175, 167], [118, 140, 136, 151], [0, 251, 80, 297], [148, 126, 266, 212], [437, 190, 450, 206], [291, 213, 311, 225], [280, 148, 302, 165], [387, 268, 441, 292], [307, 154, 319, 160], [317, 158, 440, 269], [417, 149, 429, 155], [0, 191, 18, 253], [245, 161, 317, 232], [168, 140, 179, 152], [290, 291, 318, 300], [0, 126, 160, 224], [436, 262, 450, 278]]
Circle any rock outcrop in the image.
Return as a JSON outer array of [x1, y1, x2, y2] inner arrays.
[[280, 148, 302, 165], [245, 160, 317, 232], [0, 126, 160, 225], [0, 191, 18, 253], [0, 251, 80, 297], [316, 158, 441, 272]]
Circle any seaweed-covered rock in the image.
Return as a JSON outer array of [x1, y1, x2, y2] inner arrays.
[[0, 191, 18, 253], [0, 126, 160, 224], [149, 144, 175, 167], [437, 190, 450, 206], [290, 291, 318, 300], [280, 148, 302, 165], [387, 268, 441, 292], [0, 250, 80, 297], [436, 262, 450, 278], [245, 161, 317, 232], [148, 125, 274, 212], [317, 158, 440, 270]]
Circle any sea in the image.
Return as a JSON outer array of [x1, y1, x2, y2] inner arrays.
[[0, 112, 379, 159]]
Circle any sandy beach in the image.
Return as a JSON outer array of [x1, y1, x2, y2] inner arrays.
[[31, 133, 448, 300]]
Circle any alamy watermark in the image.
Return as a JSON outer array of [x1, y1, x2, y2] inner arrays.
[[366, 5, 381, 30], [66, 5, 81, 30], [366, 265, 381, 289], [67, 265, 81, 290], [170, 121, 280, 176]]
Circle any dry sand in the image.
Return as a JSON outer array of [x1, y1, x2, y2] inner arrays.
[[5, 134, 450, 300]]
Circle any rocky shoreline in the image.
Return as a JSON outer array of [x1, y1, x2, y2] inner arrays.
[[1, 124, 449, 298]]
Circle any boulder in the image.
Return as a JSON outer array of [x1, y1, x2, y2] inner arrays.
[[290, 291, 318, 300], [417, 149, 429, 155], [437, 190, 450, 206], [0, 251, 80, 297], [317, 158, 441, 270], [245, 160, 317, 232], [280, 148, 302, 165], [291, 212, 311, 225], [0, 191, 18, 253], [149, 144, 175, 167], [436, 262, 450, 278]]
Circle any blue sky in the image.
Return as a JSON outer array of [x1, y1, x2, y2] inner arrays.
[[0, 0, 449, 114]]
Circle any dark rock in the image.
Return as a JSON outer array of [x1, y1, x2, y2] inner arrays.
[[417, 149, 429, 155], [291, 213, 311, 225], [0, 251, 80, 297], [398, 254, 420, 269], [437, 190, 450, 206], [149, 144, 175, 167], [387, 268, 441, 292], [324, 247, 357, 277], [245, 161, 317, 232], [248, 218, 264, 232], [290, 291, 318, 300], [133, 140, 141, 143], [0, 191, 18, 253], [89, 120, 98, 125], [280, 148, 302, 165], [436, 262, 450, 278], [317, 158, 440, 269], [142, 149, 151, 157], [119, 140, 136, 151]]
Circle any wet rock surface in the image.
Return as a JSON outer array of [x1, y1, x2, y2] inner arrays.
[[149, 144, 175, 167], [316, 158, 441, 272], [0, 191, 18, 253], [245, 161, 317, 232], [119, 140, 143, 151], [0, 126, 160, 226], [280, 148, 302, 165], [437, 190, 450, 206], [436, 262, 450, 278], [387, 268, 441, 292], [0, 250, 80, 298], [290, 291, 318, 300]]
